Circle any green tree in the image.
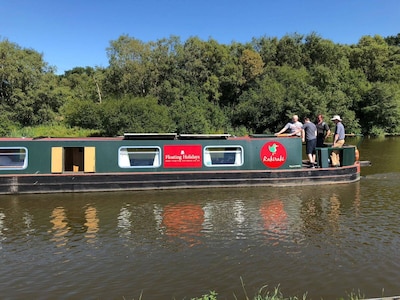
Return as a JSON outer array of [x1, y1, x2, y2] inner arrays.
[[239, 48, 264, 85], [303, 33, 344, 68], [146, 36, 182, 103], [349, 35, 390, 82], [0, 39, 60, 127], [233, 75, 285, 133], [176, 37, 232, 103], [64, 99, 102, 129], [384, 33, 400, 46], [358, 82, 400, 134], [269, 65, 315, 118], [251, 36, 278, 67], [100, 96, 176, 136], [384, 43, 400, 83], [275, 33, 305, 68], [61, 66, 105, 103], [170, 87, 229, 134], [105, 35, 152, 97]]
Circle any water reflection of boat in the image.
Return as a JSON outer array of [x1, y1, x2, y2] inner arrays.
[[260, 200, 288, 242], [50, 207, 69, 247], [162, 203, 204, 246], [0, 211, 7, 245], [49, 205, 100, 247], [0, 133, 362, 194], [84, 206, 99, 242], [0, 183, 362, 250]]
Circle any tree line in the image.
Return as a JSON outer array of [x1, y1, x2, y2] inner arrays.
[[1, 32, 400, 136]]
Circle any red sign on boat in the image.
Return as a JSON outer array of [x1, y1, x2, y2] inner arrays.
[[260, 141, 287, 168], [164, 145, 202, 168]]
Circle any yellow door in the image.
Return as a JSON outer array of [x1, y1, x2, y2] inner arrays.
[[51, 147, 63, 173], [84, 147, 96, 173]]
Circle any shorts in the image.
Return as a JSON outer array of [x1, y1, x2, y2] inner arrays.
[[306, 139, 317, 155]]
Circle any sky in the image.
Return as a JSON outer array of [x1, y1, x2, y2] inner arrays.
[[1, 0, 399, 74]]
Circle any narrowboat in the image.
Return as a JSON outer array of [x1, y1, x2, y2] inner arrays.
[[0, 133, 362, 194]]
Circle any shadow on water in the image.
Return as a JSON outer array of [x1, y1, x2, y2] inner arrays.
[[0, 137, 399, 299]]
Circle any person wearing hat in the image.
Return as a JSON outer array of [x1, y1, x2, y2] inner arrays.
[[330, 115, 345, 167]]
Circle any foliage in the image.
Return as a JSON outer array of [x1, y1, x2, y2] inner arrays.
[[188, 285, 365, 300], [385, 33, 400, 46], [169, 87, 229, 134], [99, 96, 176, 136], [191, 290, 218, 300], [251, 285, 307, 300], [63, 98, 103, 129], [2, 32, 400, 136], [189, 285, 365, 300], [0, 39, 61, 128], [0, 114, 15, 136], [9, 125, 99, 138], [357, 82, 400, 134], [233, 75, 285, 133]]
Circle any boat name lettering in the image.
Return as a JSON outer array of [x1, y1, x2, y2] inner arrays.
[[165, 154, 201, 161], [260, 141, 287, 169], [164, 145, 203, 168], [263, 155, 285, 162]]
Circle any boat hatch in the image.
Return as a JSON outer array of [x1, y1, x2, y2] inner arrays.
[[51, 147, 95, 173], [65, 147, 83, 172]]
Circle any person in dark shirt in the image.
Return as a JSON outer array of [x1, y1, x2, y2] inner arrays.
[[302, 117, 317, 167], [315, 114, 331, 147]]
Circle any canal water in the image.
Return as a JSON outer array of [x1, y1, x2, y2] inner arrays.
[[0, 137, 399, 299]]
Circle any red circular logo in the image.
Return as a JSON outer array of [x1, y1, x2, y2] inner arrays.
[[260, 141, 287, 168]]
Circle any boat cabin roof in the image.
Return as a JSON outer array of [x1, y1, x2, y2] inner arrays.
[[122, 133, 232, 140], [0, 133, 235, 142], [123, 133, 178, 140]]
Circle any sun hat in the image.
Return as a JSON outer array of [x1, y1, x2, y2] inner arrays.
[[331, 115, 342, 121]]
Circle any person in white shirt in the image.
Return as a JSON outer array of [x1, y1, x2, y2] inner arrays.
[[275, 115, 303, 137]]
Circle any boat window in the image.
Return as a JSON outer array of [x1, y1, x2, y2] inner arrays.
[[0, 147, 28, 170], [204, 146, 243, 167], [119, 147, 161, 168]]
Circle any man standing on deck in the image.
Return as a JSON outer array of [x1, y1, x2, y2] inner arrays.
[[330, 115, 345, 167], [315, 114, 331, 147], [302, 117, 317, 167]]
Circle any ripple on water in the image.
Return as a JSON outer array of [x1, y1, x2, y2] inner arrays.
[[0, 179, 399, 299]]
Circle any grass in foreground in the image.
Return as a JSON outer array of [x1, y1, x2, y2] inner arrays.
[[127, 281, 367, 300], [191, 286, 366, 300]]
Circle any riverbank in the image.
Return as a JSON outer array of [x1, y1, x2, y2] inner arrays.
[[190, 289, 400, 300]]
